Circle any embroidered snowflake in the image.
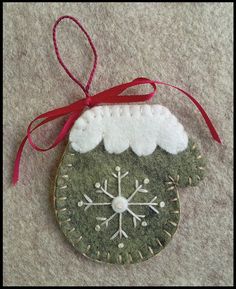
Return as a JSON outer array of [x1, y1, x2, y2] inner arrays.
[[78, 166, 165, 240]]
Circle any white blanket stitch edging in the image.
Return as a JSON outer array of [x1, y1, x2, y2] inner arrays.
[[69, 104, 188, 156]]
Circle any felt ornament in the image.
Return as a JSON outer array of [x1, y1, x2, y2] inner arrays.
[[13, 16, 221, 265]]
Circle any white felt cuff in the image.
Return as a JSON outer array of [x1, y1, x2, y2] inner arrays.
[[69, 104, 188, 156]]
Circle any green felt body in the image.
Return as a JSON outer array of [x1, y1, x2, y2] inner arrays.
[[53, 139, 205, 264]]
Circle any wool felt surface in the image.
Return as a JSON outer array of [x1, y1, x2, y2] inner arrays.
[[69, 104, 188, 155], [3, 2, 233, 286], [54, 140, 203, 264]]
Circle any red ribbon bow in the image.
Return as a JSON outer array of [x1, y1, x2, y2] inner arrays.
[[13, 15, 221, 185]]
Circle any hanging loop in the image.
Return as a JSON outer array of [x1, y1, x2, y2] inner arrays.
[[52, 15, 98, 95]]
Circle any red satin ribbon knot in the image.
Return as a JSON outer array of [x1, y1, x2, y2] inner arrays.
[[12, 16, 221, 185]]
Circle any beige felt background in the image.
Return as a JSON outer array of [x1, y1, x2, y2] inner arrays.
[[3, 2, 233, 286]]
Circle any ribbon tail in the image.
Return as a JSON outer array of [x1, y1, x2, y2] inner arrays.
[[12, 136, 28, 185], [12, 109, 84, 185], [155, 81, 222, 144]]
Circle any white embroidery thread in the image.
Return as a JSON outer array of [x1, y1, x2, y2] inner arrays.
[[78, 166, 165, 240]]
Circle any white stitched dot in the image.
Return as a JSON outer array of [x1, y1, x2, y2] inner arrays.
[[143, 178, 149, 184], [95, 182, 101, 188], [118, 243, 124, 248], [160, 201, 165, 208], [78, 201, 83, 207], [141, 221, 147, 227], [95, 225, 101, 232]]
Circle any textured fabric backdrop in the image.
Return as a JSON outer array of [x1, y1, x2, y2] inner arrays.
[[3, 2, 233, 286]]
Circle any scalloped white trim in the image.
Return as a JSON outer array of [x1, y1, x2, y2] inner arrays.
[[69, 104, 188, 156]]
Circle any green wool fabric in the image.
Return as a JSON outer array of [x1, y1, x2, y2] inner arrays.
[[53, 139, 205, 264]]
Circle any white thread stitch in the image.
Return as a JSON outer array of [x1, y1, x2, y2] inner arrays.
[[156, 238, 163, 247], [75, 236, 82, 243], [59, 218, 71, 224], [60, 185, 67, 189], [58, 208, 67, 212], [58, 196, 67, 200], [68, 228, 75, 233], [87, 245, 91, 251], [148, 246, 154, 255], [164, 230, 172, 237], [69, 104, 188, 155], [168, 220, 177, 227], [138, 251, 143, 259]]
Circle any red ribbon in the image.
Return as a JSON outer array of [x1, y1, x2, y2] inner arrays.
[[12, 15, 221, 185]]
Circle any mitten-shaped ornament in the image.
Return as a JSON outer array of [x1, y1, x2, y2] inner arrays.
[[54, 104, 205, 264], [13, 16, 221, 266]]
